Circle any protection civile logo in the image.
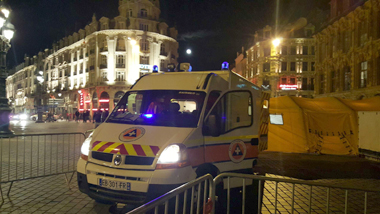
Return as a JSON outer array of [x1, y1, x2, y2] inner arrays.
[[119, 127, 145, 142], [228, 139, 247, 163]]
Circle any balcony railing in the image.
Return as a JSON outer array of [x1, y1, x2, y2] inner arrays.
[[73, 57, 77, 61], [116, 64, 125, 68], [100, 64, 107, 69], [116, 47, 126, 51]]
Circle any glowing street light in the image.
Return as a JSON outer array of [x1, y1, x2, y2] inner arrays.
[[186, 49, 192, 55], [272, 38, 282, 47]]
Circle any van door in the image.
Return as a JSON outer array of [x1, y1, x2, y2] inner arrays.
[[202, 90, 259, 174]]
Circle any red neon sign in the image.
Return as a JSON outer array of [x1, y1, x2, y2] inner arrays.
[[79, 93, 84, 109], [280, 84, 298, 90], [99, 99, 110, 103]]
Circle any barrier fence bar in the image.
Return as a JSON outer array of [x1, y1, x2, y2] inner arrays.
[[0, 132, 86, 203], [129, 172, 380, 214]]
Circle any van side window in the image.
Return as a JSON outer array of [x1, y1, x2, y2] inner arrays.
[[205, 91, 220, 116], [209, 91, 253, 134]]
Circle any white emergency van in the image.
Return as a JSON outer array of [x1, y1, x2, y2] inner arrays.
[[77, 70, 263, 204]]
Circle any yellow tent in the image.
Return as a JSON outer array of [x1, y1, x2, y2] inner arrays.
[[267, 96, 359, 155]]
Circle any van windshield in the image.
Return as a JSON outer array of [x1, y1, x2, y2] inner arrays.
[[106, 90, 206, 128]]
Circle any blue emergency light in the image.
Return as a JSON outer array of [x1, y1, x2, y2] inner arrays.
[[222, 62, 229, 70], [153, 65, 158, 73]]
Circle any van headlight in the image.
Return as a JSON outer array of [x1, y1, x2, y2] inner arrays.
[[156, 144, 189, 169], [80, 133, 93, 161]]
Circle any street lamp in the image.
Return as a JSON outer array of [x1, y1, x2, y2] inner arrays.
[[272, 38, 282, 48], [36, 71, 45, 123], [0, 1, 15, 137]]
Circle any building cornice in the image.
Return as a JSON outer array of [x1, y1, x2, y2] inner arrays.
[[45, 29, 177, 60]]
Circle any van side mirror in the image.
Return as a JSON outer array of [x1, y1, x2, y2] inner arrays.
[[203, 115, 220, 137]]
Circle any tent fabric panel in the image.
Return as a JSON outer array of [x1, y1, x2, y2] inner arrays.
[[338, 97, 380, 111], [291, 97, 352, 113], [267, 111, 309, 153]]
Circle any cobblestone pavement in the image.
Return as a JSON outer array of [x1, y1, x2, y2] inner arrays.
[[1, 172, 379, 213], [0, 173, 111, 214], [261, 174, 380, 214]]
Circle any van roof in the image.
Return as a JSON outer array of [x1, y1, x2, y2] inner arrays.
[[131, 71, 261, 91]]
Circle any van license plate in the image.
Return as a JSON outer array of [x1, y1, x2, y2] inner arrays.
[[98, 178, 131, 191]]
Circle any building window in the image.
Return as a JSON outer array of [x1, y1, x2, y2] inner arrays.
[[140, 39, 149, 51], [102, 72, 107, 81], [291, 46, 296, 55], [160, 43, 166, 55], [140, 56, 149, 64], [311, 46, 315, 55], [360, 61, 368, 88], [331, 71, 337, 92], [281, 46, 287, 55], [281, 77, 287, 84], [140, 9, 147, 18], [100, 55, 107, 67], [290, 62, 296, 71], [281, 62, 287, 71], [264, 48, 271, 57], [116, 55, 125, 68], [359, 22, 368, 47], [344, 66, 351, 91], [116, 71, 125, 81], [319, 75, 325, 94], [139, 23, 148, 31], [290, 78, 296, 85], [311, 62, 315, 71], [302, 78, 308, 90], [302, 62, 308, 71], [302, 46, 308, 55], [129, 9, 132, 17], [160, 60, 166, 71], [263, 63, 270, 72]]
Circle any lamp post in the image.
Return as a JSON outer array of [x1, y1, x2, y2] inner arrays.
[[36, 71, 45, 123], [0, 1, 15, 137]]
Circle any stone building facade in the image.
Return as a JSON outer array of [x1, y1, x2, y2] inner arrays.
[[6, 0, 179, 115], [245, 19, 316, 98], [315, 0, 380, 99]]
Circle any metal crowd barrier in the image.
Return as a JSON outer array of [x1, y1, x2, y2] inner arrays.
[[0, 132, 86, 204], [127, 174, 214, 214], [128, 172, 380, 214]]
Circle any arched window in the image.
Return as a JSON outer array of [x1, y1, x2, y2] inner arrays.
[[129, 9, 133, 17], [99, 91, 110, 110], [140, 9, 147, 18]]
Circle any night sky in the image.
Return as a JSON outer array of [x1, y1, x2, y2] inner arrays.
[[6, 0, 330, 71]]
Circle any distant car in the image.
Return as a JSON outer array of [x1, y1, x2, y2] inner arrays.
[[30, 113, 47, 121], [10, 113, 29, 121]]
